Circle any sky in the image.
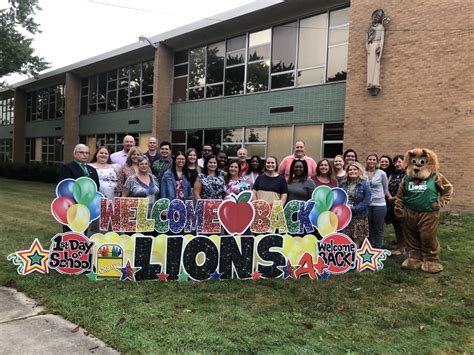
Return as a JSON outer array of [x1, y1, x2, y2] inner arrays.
[[3, 0, 256, 85]]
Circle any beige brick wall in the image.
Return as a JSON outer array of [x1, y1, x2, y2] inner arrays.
[[344, 0, 474, 212]]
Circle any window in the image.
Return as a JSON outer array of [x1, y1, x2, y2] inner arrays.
[[0, 97, 14, 126], [171, 6, 349, 100], [271, 21, 297, 89], [25, 138, 37, 163], [322, 122, 344, 158], [41, 137, 64, 164], [247, 29, 270, 93], [225, 35, 246, 96], [0, 138, 12, 162], [298, 13, 328, 85], [82, 60, 154, 114], [26, 85, 65, 121], [244, 127, 267, 157], [327, 8, 349, 82], [85, 132, 140, 154]]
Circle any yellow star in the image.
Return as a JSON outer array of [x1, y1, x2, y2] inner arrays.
[[16, 239, 49, 275]]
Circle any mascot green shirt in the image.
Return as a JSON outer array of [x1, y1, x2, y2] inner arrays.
[[403, 175, 438, 212]]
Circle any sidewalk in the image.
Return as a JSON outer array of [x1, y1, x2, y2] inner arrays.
[[0, 286, 118, 354]]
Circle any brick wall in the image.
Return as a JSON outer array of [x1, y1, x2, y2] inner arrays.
[[344, 0, 474, 212]]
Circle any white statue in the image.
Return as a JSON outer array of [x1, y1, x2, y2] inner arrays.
[[366, 9, 390, 96]]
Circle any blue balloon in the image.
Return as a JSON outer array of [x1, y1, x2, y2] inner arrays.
[[87, 192, 104, 221], [309, 207, 321, 227], [332, 187, 348, 206], [57, 179, 76, 200]]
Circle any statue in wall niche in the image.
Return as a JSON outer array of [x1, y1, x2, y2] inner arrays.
[[366, 9, 390, 96]]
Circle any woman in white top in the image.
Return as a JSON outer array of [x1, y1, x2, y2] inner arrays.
[[366, 152, 389, 249], [89, 146, 119, 200]]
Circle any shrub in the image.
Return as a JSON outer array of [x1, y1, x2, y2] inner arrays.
[[0, 161, 60, 183]]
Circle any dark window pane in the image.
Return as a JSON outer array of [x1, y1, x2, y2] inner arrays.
[[119, 78, 128, 88], [247, 62, 269, 93], [207, 41, 224, 84], [119, 66, 129, 78], [172, 131, 186, 143], [98, 73, 107, 102], [226, 35, 246, 52], [81, 78, 88, 86], [80, 97, 88, 115], [173, 77, 187, 102], [226, 51, 245, 66], [271, 21, 297, 73], [129, 64, 141, 97], [97, 103, 106, 112], [108, 69, 117, 81], [187, 130, 203, 150], [49, 103, 55, 119], [223, 144, 241, 157], [174, 50, 188, 65], [129, 97, 140, 108], [204, 129, 222, 150], [89, 77, 97, 104], [189, 87, 204, 100], [323, 143, 343, 159], [118, 89, 128, 109], [174, 64, 188, 77], [189, 46, 206, 88], [271, 72, 295, 89], [323, 123, 344, 141], [81, 87, 88, 96], [206, 85, 223, 98], [108, 80, 117, 91], [141, 95, 153, 106], [225, 66, 244, 96], [172, 144, 186, 156], [141, 61, 154, 95]]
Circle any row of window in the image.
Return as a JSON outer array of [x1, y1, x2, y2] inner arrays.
[[173, 7, 349, 102], [171, 123, 344, 161], [79, 132, 141, 153], [26, 85, 65, 122], [80, 61, 154, 115], [0, 98, 14, 126]]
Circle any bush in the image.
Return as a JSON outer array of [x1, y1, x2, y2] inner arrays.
[[0, 161, 60, 183]]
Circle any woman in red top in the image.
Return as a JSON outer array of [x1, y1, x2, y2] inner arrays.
[[313, 158, 338, 187]]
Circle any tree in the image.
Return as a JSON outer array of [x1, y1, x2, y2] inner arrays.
[[0, 0, 49, 85]]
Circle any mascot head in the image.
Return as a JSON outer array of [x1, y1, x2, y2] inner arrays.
[[404, 148, 439, 180]]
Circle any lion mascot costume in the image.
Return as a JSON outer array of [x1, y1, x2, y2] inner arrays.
[[394, 148, 453, 273]]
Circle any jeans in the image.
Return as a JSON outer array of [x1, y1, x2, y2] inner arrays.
[[368, 205, 387, 249]]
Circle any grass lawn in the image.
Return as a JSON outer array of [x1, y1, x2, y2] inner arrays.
[[0, 177, 472, 353]]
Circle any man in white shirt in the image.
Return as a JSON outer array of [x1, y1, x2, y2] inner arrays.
[[110, 135, 135, 166], [198, 144, 213, 168]]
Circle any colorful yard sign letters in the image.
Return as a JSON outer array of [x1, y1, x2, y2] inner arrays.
[[9, 179, 390, 281]]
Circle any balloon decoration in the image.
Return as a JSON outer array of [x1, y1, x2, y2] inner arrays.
[[51, 177, 104, 232], [310, 186, 352, 237]]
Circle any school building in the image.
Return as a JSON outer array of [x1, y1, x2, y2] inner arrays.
[[0, 0, 471, 211]]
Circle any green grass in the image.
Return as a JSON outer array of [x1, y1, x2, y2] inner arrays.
[[0, 178, 473, 353]]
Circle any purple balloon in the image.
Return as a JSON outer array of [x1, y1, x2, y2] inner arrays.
[[56, 179, 76, 200], [332, 187, 348, 206]]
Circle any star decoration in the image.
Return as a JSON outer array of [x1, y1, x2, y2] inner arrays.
[[278, 260, 296, 279], [356, 239, 383, 272], [320, 270, 330, 280], [119, 259, 141, 281], [16, 239, 49, 275], [178, 272, 189, 282], [251, 271, 261, 280], [210, 271, 222, 280], [313, 256, 328, 275], [87, 272, 98, 281], [7, 253, 25, 275], [157, 271, 169, 281]]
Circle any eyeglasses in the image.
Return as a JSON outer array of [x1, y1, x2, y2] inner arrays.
[[77, 151, 89, 155]]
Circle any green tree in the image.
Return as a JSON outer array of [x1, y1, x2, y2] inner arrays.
[[0, 0, 49, 85]]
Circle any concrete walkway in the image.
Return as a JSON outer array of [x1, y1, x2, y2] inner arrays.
[[0, 286, 118, 354]]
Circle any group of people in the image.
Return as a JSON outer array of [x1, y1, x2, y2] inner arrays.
[[60, 136, 407, 255]]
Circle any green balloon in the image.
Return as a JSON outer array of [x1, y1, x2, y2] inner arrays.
[[72, 177, 97, 206], [312, 186, 334, 212]]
